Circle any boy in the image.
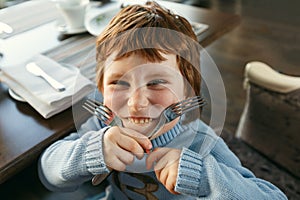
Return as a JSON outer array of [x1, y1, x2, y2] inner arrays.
[[39, 1, 287, 199]]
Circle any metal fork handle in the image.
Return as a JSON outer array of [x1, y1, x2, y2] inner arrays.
[[108, 115, 123, 127], [146, 115, 167, 139]]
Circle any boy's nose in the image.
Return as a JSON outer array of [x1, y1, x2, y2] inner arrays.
[[127, 88, 149, 111]]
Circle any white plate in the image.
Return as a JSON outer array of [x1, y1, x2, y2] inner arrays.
[[8, 63, 79, 102], [85, 11, 208, 38], [85, 4, 121, 36], [85, 2, 209, 37]]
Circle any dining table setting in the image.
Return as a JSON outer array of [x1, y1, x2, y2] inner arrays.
[[0, 0, 240, 184]]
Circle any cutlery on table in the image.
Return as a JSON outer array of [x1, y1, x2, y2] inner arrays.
[[26, 62, 66, 92], [83, 96, 206, 185]]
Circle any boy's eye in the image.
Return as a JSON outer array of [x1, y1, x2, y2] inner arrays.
[[111, 80, 130, 87], [147, 79, 167, 87]]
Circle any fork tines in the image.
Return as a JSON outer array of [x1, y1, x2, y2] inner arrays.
[[172, 96, 206, 115], [82, 99, 113, 122]]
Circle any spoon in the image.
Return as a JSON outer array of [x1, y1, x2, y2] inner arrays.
[[26, 62, 66, 92]]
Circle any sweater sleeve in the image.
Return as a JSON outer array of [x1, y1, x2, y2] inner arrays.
[[175, 139, 288, 200], [38, 117, 110, 192]]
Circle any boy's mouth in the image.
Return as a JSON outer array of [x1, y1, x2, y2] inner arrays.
[[127, 117, 153, 124]]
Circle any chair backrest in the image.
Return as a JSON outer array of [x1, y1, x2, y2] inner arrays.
[[244, 61, 300, 93]]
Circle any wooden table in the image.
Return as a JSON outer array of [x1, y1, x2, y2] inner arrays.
[[0, 0, 240, 184]]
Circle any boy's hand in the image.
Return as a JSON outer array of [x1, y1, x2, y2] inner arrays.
[[103, 126, 152, 171], [146, 148, 181, 194]]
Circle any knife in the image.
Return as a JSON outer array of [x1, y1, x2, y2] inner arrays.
[[26, 62, 66, 92]]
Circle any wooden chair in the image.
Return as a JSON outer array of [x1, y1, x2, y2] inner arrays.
[[236, 61, 300, 178]]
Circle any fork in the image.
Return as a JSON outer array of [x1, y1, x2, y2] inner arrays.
[[83, 99, 123, 127], [146, 95, 206, 138], [83, 96, 206, 138], [83, 96, 206, 185]]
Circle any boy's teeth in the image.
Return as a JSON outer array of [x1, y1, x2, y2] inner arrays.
[[129, 118, 152, 124]]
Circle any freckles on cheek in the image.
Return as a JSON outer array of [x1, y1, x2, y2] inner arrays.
[[103, 89, 127, 110], [102, 89, 114, 106], [152, 92, 179, 107]]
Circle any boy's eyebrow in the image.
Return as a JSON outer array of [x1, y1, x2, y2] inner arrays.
[[107, 72, 172, 79], [106, 72, 125, 79], [147, 72, 174, 78]]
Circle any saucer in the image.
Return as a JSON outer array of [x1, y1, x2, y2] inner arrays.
[[57, 24, 87, 34], [8, 88, 26, 102], [85, 4, 120, 36]]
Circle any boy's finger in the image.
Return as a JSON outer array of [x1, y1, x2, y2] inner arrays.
[[105, 153, 127, 171], [120, 127, 153, 151], [146, 148, 169, 169], [117, 135, 145, 159], [114, 146, 136, 165]]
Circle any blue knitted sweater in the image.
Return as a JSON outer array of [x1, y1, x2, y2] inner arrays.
[[38, 116, 287, 199]]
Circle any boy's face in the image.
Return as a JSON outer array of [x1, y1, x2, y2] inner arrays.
[[101, 53, 186, 138]]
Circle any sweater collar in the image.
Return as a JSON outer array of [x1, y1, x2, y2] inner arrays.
[[151, 122, 188, 148]]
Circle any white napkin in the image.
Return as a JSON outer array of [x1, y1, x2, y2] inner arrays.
[[0, 54, 95, 118]]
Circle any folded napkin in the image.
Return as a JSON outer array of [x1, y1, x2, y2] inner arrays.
[[0, 54, 95, 118]]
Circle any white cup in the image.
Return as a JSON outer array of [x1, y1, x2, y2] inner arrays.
[[55, 0, 89, 30]]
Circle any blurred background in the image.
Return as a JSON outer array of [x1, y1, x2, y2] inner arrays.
[[0, 0, 26, 8]]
